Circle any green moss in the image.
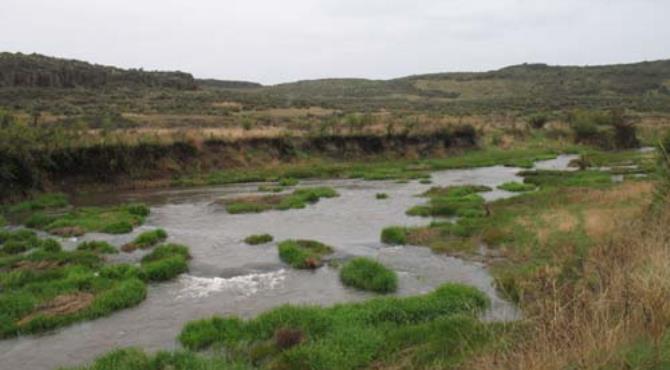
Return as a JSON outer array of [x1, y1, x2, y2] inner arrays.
[[277, 240, 334, 269], [381, 226, 409, 245], [339, 258, 398, 293], [77, 241, 117, 254], [244, 234, 274, 245], [497, 182, 537, 192]]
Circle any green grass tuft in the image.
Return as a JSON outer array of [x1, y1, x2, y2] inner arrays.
[[77, 241, 118, 254], [244, 233, 274, 245], [278, 239, 334, 269], [381, 226, 409, 245], [497, 181, 537, 192], [339, 257, 398, 293]]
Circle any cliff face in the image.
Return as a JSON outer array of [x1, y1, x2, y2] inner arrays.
[[0, 53, 197, 89]]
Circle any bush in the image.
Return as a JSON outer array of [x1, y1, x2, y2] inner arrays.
[[528, 113, 550, 129], [77, 241, 117, 254], [381, 227, 408, 245], [340, 258, 398, 293], [244, 234, 274, 245], [278, 240, 334, 269]]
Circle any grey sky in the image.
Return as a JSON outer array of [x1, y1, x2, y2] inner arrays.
[[1, 0, 668, 84]]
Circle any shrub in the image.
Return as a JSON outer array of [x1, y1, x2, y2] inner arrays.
[[244, 234, 274, 245], [278, 240, 334, 269], [528, 113, 550, 129], [497, 182, 536, 192], [381, 227, 408, 245], [339, 258, 398, 293], [77, 241, 118, 254]]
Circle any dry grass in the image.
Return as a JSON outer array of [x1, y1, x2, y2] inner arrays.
[[465, 188, 670, 370]]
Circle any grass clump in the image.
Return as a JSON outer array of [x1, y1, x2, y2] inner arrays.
[[34, 203, 151, 236], [59, 348, 253, 370], [277, 240, 334, 269], [122, 229, 167, 252], [406, 185, 491, 219], [77, 241, 117, 254], [139, 244, 190, 282], [376, 193, 389, 199], [244, 234, 274, 245], [177, 283, 489, 369], [339, 257, 398, 293], [497, 181, 537, 192], [224, 187, 339, 214], [8, 193, 69, 214], [381, 226, 409, 245]]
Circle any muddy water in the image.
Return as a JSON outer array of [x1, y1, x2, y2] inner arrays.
[[0, 156, 576, 370]]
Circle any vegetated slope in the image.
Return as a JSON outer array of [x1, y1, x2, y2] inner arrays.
[[0, 52, 197, 90], [1, 52, 669, 114]]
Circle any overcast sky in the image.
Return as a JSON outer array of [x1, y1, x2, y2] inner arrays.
[[1, 0, 669, 84]]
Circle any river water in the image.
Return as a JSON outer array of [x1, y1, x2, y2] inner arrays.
[[0, 156, 576, 370]]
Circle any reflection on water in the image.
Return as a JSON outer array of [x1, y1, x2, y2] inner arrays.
[[0, 155, 577, 370]]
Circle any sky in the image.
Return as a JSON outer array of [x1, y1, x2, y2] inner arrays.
[[1, 0, 669, 85]]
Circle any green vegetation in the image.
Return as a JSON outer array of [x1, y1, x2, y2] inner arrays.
[[497, 181, 537, 192], [381, 226, 409, 245], [244, 234, 274, 245], [77, 241, 117, 254], [406, 185, 491, 218], [59, 348, 253, 370], [7, 193, 69, 214], [277, 240, 334, 269], [257, 185, 283, 193], [177, 283, 488, 369], [339, 257, 398, 293], [139, 244, 190, 282], [224, 187, 338, 214], [6, 197, 150, 236], [375, 192, 389, 199], [0, 230, 190, 338], [122, 229, 167, 252]]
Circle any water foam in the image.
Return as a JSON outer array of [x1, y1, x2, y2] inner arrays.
[[177, 269, 286, 299]]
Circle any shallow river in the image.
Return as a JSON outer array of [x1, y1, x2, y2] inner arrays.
[[0, 156, 576, 370]]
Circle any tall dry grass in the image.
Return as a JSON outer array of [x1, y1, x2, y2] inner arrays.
[[468, 192, 670, 369]]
